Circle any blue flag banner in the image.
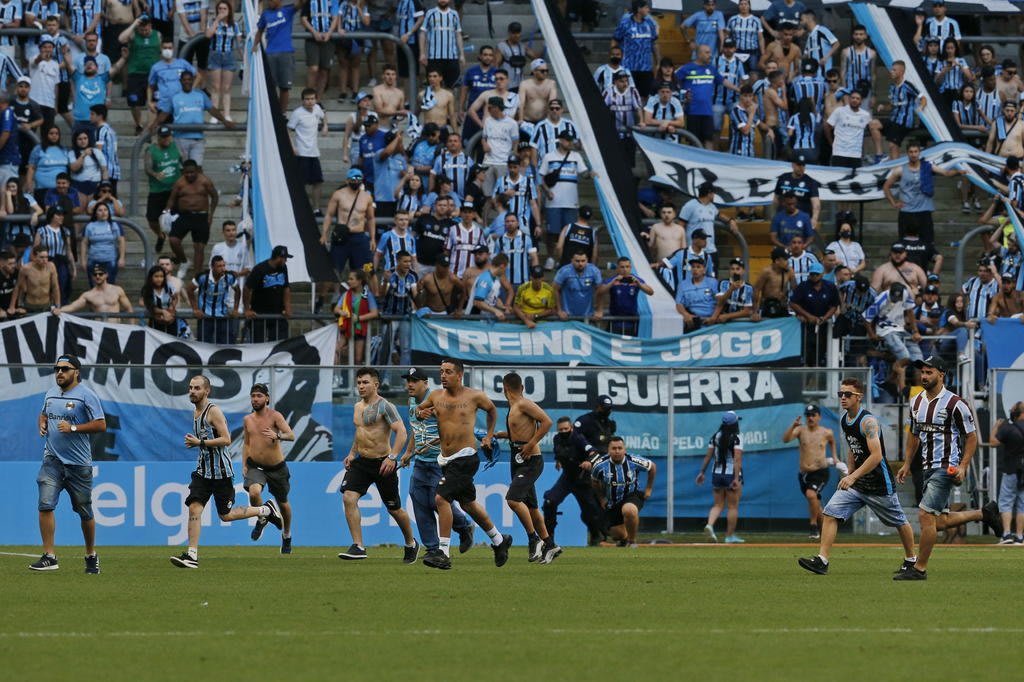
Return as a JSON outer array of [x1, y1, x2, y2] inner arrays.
[[411, 316, 801, 367]]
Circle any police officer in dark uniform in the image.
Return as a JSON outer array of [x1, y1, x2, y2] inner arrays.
[[574, 394, 617, 458], [542, 416, 605, 545]]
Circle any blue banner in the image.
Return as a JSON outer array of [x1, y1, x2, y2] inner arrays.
[[411, 317, 801, 367], [982, 319, 1024, 370], [0, 462, 588, 547]]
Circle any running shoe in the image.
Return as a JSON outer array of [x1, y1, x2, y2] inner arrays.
[[251, 516, 268, 541], [29, 554, 59, 571], [84, 554, 99, 575], [264, 500, 283, 530], [999, 534, 1015, 545], [403, 539, 421, 564], [893, 567, 927, 581], [492, 534, 513, 567], [1015, 536, 1024, 545], [456, 525, 474, 553], [170, 552, 198, 569], [724, 535, 745, 544], [338, 544, 367, 560], [704, 524, 718, 543], [961, 202, 971, 214], [894, 558, 916, 574], [809, 531, 821, 540], [528, 536, 543, 562], [540, 544, 563, 564], [423, 548, 452, 570], [797, 555, 828, 574], [281, 537, 292, 554]]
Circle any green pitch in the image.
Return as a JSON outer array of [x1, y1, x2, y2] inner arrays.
[[1, 543, 1018, 681]]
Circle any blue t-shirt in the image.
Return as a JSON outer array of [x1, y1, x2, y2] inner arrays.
[[463, 64, 496, 110], [603, 274, 646, 316], [359, 129, 387, 184], [84, 220, 123, 263], [614, 14, 658, 73], [29, 145, 74, 189], [41, 383, 104, 466], [165, 89, 213, 139], [0, 106, 18, 165], [71, 71, 108, 122], [258, 5, 298, 53], [373, 145, 407, 204], [148, 59, 197, 112], [771, 209, 814, 245], [675, 276, 719, 317], [675, 62, 722, 117], [553, 262, 602, 316], [682, 10, 725, 56]]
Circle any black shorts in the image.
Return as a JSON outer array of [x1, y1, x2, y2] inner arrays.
[[170, 210, 210, 244], [897, 210, 934, 243], [179, 38, 210, 70], [185, 472, 236, 517], [126, 73, 149, 108], [296, 156, 324, 185], [799, 467, 830, 498], [397, 44, 418, 79], [427, 59, 460, 89], [831, 155, 861, 170], [506, 452, 543, 509], [341, 456, 402, 510], [56, 81, 71, 114], [147, 191, 171, 223], [437, 453, 480, 505], [883, 120, 914, 146], [686, 114, 715, 143], [244, 458, 291, 503], [606, 492, 645, 527]]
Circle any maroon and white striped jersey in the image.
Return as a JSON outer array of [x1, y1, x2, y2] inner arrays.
[[445, 221, 485, 278], [907, 387, 976, 469]]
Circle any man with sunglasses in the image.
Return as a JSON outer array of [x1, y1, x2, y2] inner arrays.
[[53, 263, 132, 318], [519, 59, 558, 124], [798, 377, 917, 576], [32, 354, 106, 573]]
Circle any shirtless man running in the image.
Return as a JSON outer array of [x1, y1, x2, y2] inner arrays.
[[322, 169, 376, 274], [782, 404, 845, 540], [496, 372, 562, 564], [55, 264, 132, 317], [165, 159, 218, 278], [8, 245, 58, 314], [415, 358, 513, 570], [339, 366, 419, 562], [243, 383, 297, 554]]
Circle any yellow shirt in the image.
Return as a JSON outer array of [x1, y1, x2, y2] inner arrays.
[[515, 282, 556, 315]]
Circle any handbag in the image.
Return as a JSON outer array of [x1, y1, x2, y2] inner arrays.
[[331, 189, 359, 245], [544, 151, 570, 188]]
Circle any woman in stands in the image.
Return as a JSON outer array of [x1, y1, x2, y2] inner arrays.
[[0, 177, 43, 262], [68, 130, 108, 198], [935, 37, 974, 110], [334, 269, 379, 366], [80, 202, 125, 284], [953, 84, 987, 211], [786, 96, 820, 163], [939, 293, 976, 361], [825, 213, 866, 275], [140, 265, 179, 335], [86, 181, 126, 218], [206, 1, 243, 122], [972, 44, 1001, 80], [25, 124, 74, 206]]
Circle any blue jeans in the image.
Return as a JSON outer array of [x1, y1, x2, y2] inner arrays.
[[920, 468, 955, 515], [410, 459, 471, 550], [37, 454, 94, 520]]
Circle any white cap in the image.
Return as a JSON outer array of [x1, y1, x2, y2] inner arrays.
[[531, 58, 546, 72], [16, 76, 30, 86]]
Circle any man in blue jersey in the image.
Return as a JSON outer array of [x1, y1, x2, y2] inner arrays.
[[681, 0, 725, 61], [31, 354, 106, 573], [596, 256, 653, 336], [172, 375, 282, 568], [675, 257, 719, 331], [400, 367, 474, 566], [252, 0, 306, 112], [592, 436, 656, 548], [156, 71, 235, 165], [676, 44, 729, 149], [147, 37, 197, 128], [613, 0, 659, 97]]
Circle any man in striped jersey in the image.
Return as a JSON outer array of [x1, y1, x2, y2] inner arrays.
[[712, 39, 745, 133], [493, 155, 539, 238], [530, 99, 576, 164], [418, 0, 463, 89], [839, 25, 875, 98], [172, 375, 283, 569], [914, 0, 961, 52], [89, 105, 120, 195], [643, 81, 686, 141], [187, 254, 240, 343], [729, 84, 767, 157], [375, 210, 418, 276], [962, 257, 999, 323], [592, 436, 655, 548], [786, 235, 818, 285], [791, 59, 827, 110], [445, 205, 484, 278], [613, 0, 659, 98], [878, 61, 926, 160], [864, 281, 921, 393], [593, 46, 633, 95], [603, 70, 642, 162], [395, 0, 425, 82], [430, 132, 469, 195], [799, 10, 837, 80], [490, 213, 537, 289], [301, 0, 340, 99]]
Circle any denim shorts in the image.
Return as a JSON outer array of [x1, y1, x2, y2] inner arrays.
[[545, 206, 578, 235], [37, 454, 94, 520], [919, 468, 955, 515], [998, 473, 1024, 514], [882, 332, 923, 362], [823, 487, 908, 527], [208, 50, 237, 71]]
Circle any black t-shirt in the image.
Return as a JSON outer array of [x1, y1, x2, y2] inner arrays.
[[996, 421, 1024, 474], [11, 98, 41, 160], [774, 172, 819, 216], [0, 269, 16, 309], [901, 237, 937, 271], [559, 223, 596, 267], [414, 215, 454, 266], [245, 260, 289, 314]]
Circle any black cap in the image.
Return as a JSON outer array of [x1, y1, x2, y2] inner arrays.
[[530, 265, 545, 278], [1002, 272, 1016, 281], [157, 125, 172, 137], [729, 257, 744, 268], [437, 254, 451, 267], [251, 382, 270, 396], [91, 262, 107, 274], [801, 60, 816, 74], [771, 246, 788, 261], [722, 38, 736, 48], [55, 354, 82, 369], [556, 129, 576, 140], [691, 228, 708, 240], [804, 404, 820, 415], [51, 204, 66, 214], [579, 206, 593, 219], [793, 153, 807, 165], [271, 245, 293, 259], [688, 255, 706, 264], [914, 355, 949, 373], [473, 243, 490, 254], [401, 367, 430, 382], [925, 284, 941, 294], [138, 13, 150, 22], [507, 154, 520, 164], [613, 70, 630, 81], [927, 273, 941, 282], [891, 242, 906, 252], [597, 394, 613, 407]]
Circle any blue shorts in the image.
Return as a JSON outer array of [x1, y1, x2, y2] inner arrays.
[[920, 468, 954, 515], [37, 454, 94, 520], [823, 487, 907, 527], [545, 206, 578, 235], [208, 50, 237, 71], [712, 472, 741, 490], [998, 473, 1024, 514]]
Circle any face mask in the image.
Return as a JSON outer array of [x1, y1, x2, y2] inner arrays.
[[348, 180, 360, 189], [609, 57, 621, 66], [840, 231, 852, 239], [162, 49, 174, 59]]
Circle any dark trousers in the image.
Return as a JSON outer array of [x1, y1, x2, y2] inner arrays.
[[410, 460, 472, 550], [543, 469, 605, 542], [53, 254, 72, 306], [248, 317, 289, 343], [198, 317, 238, 344], [802, 320, 829, 367]]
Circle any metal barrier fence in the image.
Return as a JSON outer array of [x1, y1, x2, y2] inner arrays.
[[0, 213, 153, 273]]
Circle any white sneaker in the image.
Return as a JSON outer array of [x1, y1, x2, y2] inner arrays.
[[703, 524, 718, 543], [544, 257, 555, 271], [176, 260, 191, 280], [961, 202, 971, 214], [724, 535, 745, 544]]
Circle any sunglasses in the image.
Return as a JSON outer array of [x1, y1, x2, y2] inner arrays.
[[549, 106, 562, 111], [54, 366, 75, 373], [535, 69, 548, 73], [826, 79, 838, 83], [837, 391, 861, 399]]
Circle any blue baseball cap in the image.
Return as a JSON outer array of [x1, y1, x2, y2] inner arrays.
[[346, 168, 363, 180], [721, 411, 739, 425], [809, 262, 824, 275]]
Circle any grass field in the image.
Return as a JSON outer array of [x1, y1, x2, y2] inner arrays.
[[2, 540, 1019, 681]]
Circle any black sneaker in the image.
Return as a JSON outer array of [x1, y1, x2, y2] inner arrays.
[[492, 534, 513, 567], [540, 544, 563, 564], [403, 539, 421, 564], [528, 536, 543, 562], [84, 554, 99, 575], [893, 567, 927, 581], [894, 559, 916, 574], [170, 552, 198, 569], [155, 233, 166, 254], [457, 525, 474, 553], [281, 537, 292, 554], [264, 500, 283, 530], [797, 556, 829, 575], [616, 539, 628, 547], [422, 548, 452, 570], [983, 501, 1004, 537], [29, 553, 59, 571], [251, 516, 268, 541], [338, 544, 367, 560]]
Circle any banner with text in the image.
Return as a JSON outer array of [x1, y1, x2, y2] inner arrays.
[[411, 317, 801, 367], [0, 314, 336, 462], [983, 320, 1024, 417]]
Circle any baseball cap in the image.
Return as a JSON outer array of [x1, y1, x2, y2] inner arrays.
[[530, 58, 546, 71], [722, 38, 736, 48], [793, 153, 807, 165], [157, 125, 172, 137], [138, 13, 150, 22], [579, 206, 593, 219], [914, 355, 948, 373], [346, 167, 363, 180], [927, 273, 941, 282], [597, 395, 613, 407], [1002, 272, 1016, 281], [729, 257, 744, 268], [530, 265, 545, 278], [97, 180, 112, 190], [271, 245, 294, 259], [688, 255, 706, 264], [91, 262, 107, 274], [771, 246, 789, 261], [891, 242, 906, 252], [55, 354, 82, 370], [721, 410, 739, 425], [556, 129, 576, 140], [473, 243, 490, 254], [83, 55, 97, 65], [613, 70, 630, 81], [804, 404, 820, 415], [401, 367, 429, 382], [16, 76, 30, 86], [808, 262, 824, 275], [801, 60, 816, 74], [461, 199, 476, 210], [437, 254, 451, 267], [51, 204, 66, 214], [251, 383, 270, 396], [691, 228, 709, 240], [925, 284, 941, 294], [507, 154, 520, 164], [356, 90, 373, 102]]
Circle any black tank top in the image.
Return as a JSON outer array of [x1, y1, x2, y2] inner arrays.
[[559, 223, 596, 267], [841, 408, 893, 496]]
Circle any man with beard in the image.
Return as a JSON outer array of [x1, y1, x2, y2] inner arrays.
[[543, 416, 605, 546], [243, 383, 296, 554]]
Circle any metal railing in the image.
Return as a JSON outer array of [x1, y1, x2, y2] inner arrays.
[[954, 224, 994, 289], [1, 213, 152, 272]]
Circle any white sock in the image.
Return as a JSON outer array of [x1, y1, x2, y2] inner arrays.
[[905, 555, 917, 562], [187, 547, 198, 560], [257, 505, 271, 517], [283, 532, 291, 539], [439, 537, 451, 557], [487, 527, 503, 546], [817, 554, 828, 565]]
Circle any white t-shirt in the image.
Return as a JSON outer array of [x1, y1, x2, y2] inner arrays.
[[210, 238, 253, 275], [29, 59, 60, 109], [826, 239, 865, 270], [288, 104, 326, 158], [482, 115, 520, 165], [538, 149, 588, 208], [826, 105, 872, 159]]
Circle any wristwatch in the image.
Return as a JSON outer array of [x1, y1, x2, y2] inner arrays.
[[387, 454, 398, 462], [70, 425, 77, 432]]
